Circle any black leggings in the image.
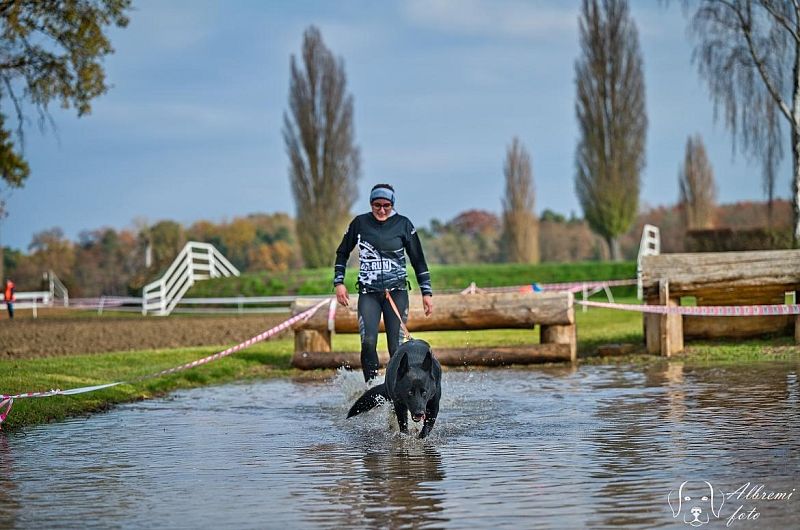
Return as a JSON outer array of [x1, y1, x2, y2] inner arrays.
[[358, 290, 409, 382]]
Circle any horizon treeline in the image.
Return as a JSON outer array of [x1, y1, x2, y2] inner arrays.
[[3, 199, 793, 297]]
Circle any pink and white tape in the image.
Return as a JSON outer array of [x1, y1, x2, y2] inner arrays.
[[577, 299, 800, 316], [462, 279, 637, 295], [0, 298, 332, 429]]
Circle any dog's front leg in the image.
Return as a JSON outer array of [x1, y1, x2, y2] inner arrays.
[[419, 397, 439, 439], [393, 401, 408, 433]]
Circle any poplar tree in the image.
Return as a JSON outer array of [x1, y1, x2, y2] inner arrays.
[[283, 26, 361, 268], [501, 138, 539, 263], [574, 0, 647, 260], [679, 134, 717, 229]]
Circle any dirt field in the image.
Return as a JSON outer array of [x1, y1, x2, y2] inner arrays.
[[0, 313, 293, 359]]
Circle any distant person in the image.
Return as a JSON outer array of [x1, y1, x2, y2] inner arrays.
[[4, 278, 15, 320], [334, 183, 433, 382]]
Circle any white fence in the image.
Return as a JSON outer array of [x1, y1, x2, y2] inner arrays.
[[142, 242, 240, 316]]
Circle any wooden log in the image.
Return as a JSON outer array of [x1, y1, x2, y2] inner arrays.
[[292, 291, 574, 332], [540, 324, 576, 362], [684, 315, 794, 339], [294, 329, 331, 353], [292, 351, 389, 370], [659, 280, 683, 357], [644, 312, 660, 355], [641, 249, 800, 299], [291, 344, 573, 369]]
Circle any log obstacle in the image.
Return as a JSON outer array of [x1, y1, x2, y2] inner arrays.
[[291, 291, 576, 369], [641, 249, 800, 356]]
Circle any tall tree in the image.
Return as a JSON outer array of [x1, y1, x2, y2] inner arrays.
[[574, 0, 647, 260], [283, 26, 360, 268], [686, 1, 800, 242], [501, 138, 539, 263], [0, 0, 131, 279], [679, 134, 717, 229]]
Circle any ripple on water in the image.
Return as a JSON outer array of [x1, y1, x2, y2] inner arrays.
[[0, 362, 798, 529]]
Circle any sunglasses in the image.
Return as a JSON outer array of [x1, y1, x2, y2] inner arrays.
[[371, 202, 393, 210]]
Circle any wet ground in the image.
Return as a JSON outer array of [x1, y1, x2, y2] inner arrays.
[[1, 361, 798, 529]]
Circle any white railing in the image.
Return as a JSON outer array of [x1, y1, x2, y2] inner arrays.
[[1, 291, 51, 318], [637, 224, 661, 300], [142, 242, 240, 316], [46, 270, 69, 306]]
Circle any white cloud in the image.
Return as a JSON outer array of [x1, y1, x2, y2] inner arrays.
[[402, 0, 578, 40]]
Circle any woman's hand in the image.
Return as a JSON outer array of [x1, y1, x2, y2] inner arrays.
[[335, 284, 350, 307], [422, 294, 433, 316]]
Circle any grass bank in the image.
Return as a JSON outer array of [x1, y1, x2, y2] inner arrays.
[[2, 297, 798, 431]]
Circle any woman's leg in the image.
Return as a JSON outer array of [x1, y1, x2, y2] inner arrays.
[[383, 290, 409, 357], [358, 292, 382, 382]]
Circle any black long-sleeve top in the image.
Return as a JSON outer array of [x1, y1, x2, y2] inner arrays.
[[333, 212, 432, 295]]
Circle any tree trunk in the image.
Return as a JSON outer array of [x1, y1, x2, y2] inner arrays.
[[606, 236, 621, 261], [794, 32, 800, 247]]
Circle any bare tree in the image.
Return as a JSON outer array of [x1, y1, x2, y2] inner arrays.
[[575, 0, 647, 260], [501, 137, 539, 263], [679, 134, 717, 229], [283, 26, 361, 268], [687, 0, 799, 241]]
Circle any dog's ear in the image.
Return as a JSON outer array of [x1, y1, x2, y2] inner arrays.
[[398, 353, 409, 378], [668, 482, 686, 518], [706, 481, 724, 517], [422, 350, 433, 372]]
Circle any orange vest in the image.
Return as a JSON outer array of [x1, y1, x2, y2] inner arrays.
[[4, 281, 14, 302]]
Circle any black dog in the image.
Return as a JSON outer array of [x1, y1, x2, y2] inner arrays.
[[347, 339, 441, 439]]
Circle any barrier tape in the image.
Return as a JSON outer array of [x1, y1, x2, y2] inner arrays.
[[576, 299, 800, 316], [462, 279, 637, 295], [0, 298, 331, 429]]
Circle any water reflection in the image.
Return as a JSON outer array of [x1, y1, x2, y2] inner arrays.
[[0, 434, 20, 529], [0, 362, 797, 529]]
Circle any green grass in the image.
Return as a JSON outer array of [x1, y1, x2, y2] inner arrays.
[[0, 340, 301, 430], [3, 291, 798, 431]]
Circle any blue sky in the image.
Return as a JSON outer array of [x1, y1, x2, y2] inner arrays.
[[2, 0, 789, 251]]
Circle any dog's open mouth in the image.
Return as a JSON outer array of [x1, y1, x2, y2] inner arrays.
[[411, 414, 425, 423]]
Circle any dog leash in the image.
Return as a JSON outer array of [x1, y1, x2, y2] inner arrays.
[[385, 289, 413, 341]]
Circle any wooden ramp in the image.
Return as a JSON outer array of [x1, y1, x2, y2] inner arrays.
[[641, 249, 800, 356]]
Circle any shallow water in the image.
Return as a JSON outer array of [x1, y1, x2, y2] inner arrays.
[[1, 361, 798, 529]]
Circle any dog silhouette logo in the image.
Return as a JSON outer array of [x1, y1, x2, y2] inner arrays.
[[668, 480, 724, 526]]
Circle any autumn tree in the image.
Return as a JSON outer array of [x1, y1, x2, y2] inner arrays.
[[500, 138, 539, 263], [574, 0, 647, 260], [283, 26, 360, 268], [679, 134, 717, 229], [0, 1, 130, 278], [423, 210, 501, 264], [683, 0, 800, 242]]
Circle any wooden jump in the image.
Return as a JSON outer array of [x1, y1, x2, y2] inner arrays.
[[641, 249, 800, 356], [290, 291, 576, 369]]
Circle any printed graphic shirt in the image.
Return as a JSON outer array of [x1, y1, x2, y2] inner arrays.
[[333, 212, 432, 295]]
